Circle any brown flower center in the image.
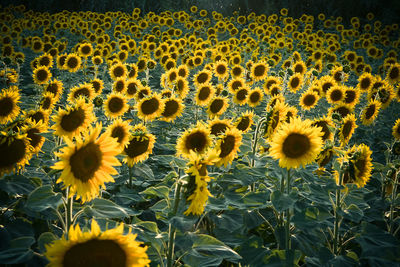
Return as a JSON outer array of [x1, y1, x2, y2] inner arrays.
[[185, 131, 207, 153], [282, 133, 310, 158], [60, 107, 85, 132], [125, 136, 149, 158], [140, 97, 159, 115], [0, 97, 13, 116], [219, 135, 236, 158], [69, 142, 102, 182]]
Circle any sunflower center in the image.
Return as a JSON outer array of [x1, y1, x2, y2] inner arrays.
[[60, 107, 85, 132], [389, 66, 399, 80], [198, 86, 211, 101], [73, 88, 90, 99], [253, 65, 266, 77], [303, 94, 316, 106], [69, 142, 102, 182], [185, 131, 207, 152], [114, 81, 125, 92], [62, 239, 126, 267], [113, 66, 124, 78], [111, 126, 125, 143], [36, 69, 48, 82], [249, 92, 260, 103], [312, 121, 330, 141], [39, 57, 50, 67], [231, 81, 242, 91], [365, 104, 375, 120], [219, 135, 236, 158], [232, 67, 242, 76], [211, 123, 228, 135], [162, 100, 179, 117], [322, 82, 333, 93], [360, 78, 371, 90], [92, 81, 101, 93], [210, 99, 224, 113], [0, 138, 26, 168], [140, 97, 159, 115], [41, 97, 51, 109], [126, 83, 137, 95], [108, 97, 124, 113], [330, 90, 343, 101], [290, 77, 300, 89], [236, 88, 247, 101], [342, 121, 353, 139], [334, 106, 350, 118], [196, 73, 209, 84], [29, 111, 45, 123], [282, 133, 311, 159], [237, 116, 250, 131], [46, 83, 60, 95], [354, 158, 366, 178], [216, 64, 227, 75], [81, 45, 91, 55], [67, 57, 78, 69], [125, 136, 149, 158], [294, 64, 304, 74], [344, 90, 356, 103], [0, 97, 13, 116], [27, 128, 42, 148]]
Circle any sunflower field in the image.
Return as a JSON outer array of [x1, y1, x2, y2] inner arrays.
[[1, 3, 400, 266]]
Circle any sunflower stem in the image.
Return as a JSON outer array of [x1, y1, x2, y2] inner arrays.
[[388, 169, 399, 234], [167, 176, 182, 267], [250, 117, 267, 191], [285, 169, 292, 254], [129, 166, 133, 188], [333, 169, 343, 255], [64, 188, 73, 234]]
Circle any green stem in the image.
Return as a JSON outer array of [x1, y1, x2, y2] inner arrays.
[[167, 178, 182, 267], [129, 166, 133, 188], [250, 117, 267, 168], [65, 188, 73, 234], [285, 169, 292, 252], [389, 170, 399, 234], [333, 170, 343, 255]]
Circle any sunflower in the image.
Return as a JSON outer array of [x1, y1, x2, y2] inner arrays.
[[292, 61, 307, 76], [299, 90, 319, 110], [37, 52, 54, 68], [311, 116, 334, 143], [45, 220, 150, 267], [206, 96, 229, 118], [64, 53, 82, 72], [250, 61, 269, 81], [357, 72, 374, 92], [316, 147, 335, 168], [227, 77, 246, 94], [339, 113, 357, 146], [328, 103, 354, 119], [32, 66, 52, 85], [0, 131, 32, 176], [361, 99, 381, 125], [0, 87, 20, 124], [108, 62, 127, 81], [264, 100, 287, 139], [340, 144, 373, 188], [195, 83, 215, 106], [125, 78, 141, 98], [214, 60, 229, 80], [136, 94, 164, 121], [52, 97, 95, 139], [44, 79, 64, 101], [208, 118, 232, 136], [386, 63, 400, 84], [326, 85, 345, 104], [392, 118, 400, 140], [123, 128, 156, 167], [67, 83, 96, 103], [25, 108, 50, 125], [343, 86, 360, 107], [319, 75, 336, 96], [288, 73, 303, 93], [176, 122, 212, 158], [269, 117, 323, 169], [215, 127, 242, 167], [247, 87, 264, 107], [136, 86, 152, 101], [263, 76, 282, 94], [177, 64, 189, 78], [78, 42, 93, 58], [90, 78, 104, 96], [21, 119, 47, 154], [160, 96, 185, 122], [233, 87, 249, 105], [92, 55, 103, 66], [104, 92, 129, 119], [52, 123, 121, 202], [39, 91, 57, 111], [235, 110, 254, 133], [105, 118, 132, 150], [231, 65, 244, 78], [193, 69, 212, 87]]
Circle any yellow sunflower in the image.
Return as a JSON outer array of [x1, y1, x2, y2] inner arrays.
[[311, 116, 334, 143], [215, 127, 243, 167], [174, 77, 189, 99], [328, 103, 354, 119], [123, 128, 156, 167], [250, 61, 269, 81], [233, 87, 249, 106], [340, 144, 373, 188], [113, 78, 127, 94], [90, 78, 104, 96], [37, 52, 54, 68], [208, 118, 232, 136], [231, 65, 244, 78], [269, 117, 323, 169], [45, 220, 150, 267], [0, 87, 20, 124], [339, 113, 358, 146], [177, 64, 190, 78], [21, 119, 47, 154], [67, 83, 95, 103], [104, 92, 129, 119], [176, 122, 212, 158], [318, 75, 336, 96], [77, 42, 93, 58], [24, 108, 50, 125], [44, 79, 64, 101], [214, 60, 229, 80], [264, 100, 287, 139], [206, 96, 229, 118], [160, 96, 185, 122], [288, 73, 303, 93], [343, 86, 360, 107], [386, 63, 400, 84], [195, 83, 215, 106], [64, 53, 82, 72], [52, 97, 95, 139], [136, 94, 165, 121], [235, 110, 254, 133], [299, 90, 319, 110], [247, 87, 264, 107], [227, 77, 246, 94], [125, 78, 141, 98], [392, 118, 400, 140], [361, 99, 381, 125], [52, 123, 121, 202], [0, 131, 32, 176], [109, 62, 128, 80], [105, 118, 132, 150], [326, 85, 345, 105], [357, 72, 374, 92], [32, 66, 52, 85], [292, 60, 307, 76], [263, 76, 282, 94], [193, 69, 212, 87], [39, 91, 57, 111]]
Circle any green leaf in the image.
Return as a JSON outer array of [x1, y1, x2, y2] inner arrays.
[[341, 204, 363, 223], [270, 190, 295, 212], [133, 163, 155, 180], [0, 237, 34, 264], [25, 185, 63, 212], [183, 233, 242, 266], [140, 185, 170, 199], [38, 232, 57, 253], [84, 198, 128, 219], [0, 174, 38, 195]]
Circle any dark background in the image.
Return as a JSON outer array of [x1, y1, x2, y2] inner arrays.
[[1, 0, 400, 25]]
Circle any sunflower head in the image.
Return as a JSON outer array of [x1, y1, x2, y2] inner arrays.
[[109, 62, 128, 80], [208, 118, 232, 136], [104, 92, 129, 119], [64, 53, 82, 72], [269, 117, 323, 169], [123, 129, 156, 167], [215, 127, 243, 167], [300, 90, 319, 110], [160, 96, 185, 122], [136, 93, 165, 121], [33, 66, 52, 85], [0, 87, 20, 124], [0, 131, 32, 176], [207, 96, 229, 118], [338, 113, 358, 146], [250, 61, 269, 81], [176, 122, 212, 158]]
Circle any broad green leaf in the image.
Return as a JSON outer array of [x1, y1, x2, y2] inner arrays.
[[140, 185, 170, 199], [84, 198, 128, 219], [25, 185, 63, 212], [38, 232, 57, 253], [133, 163, 155, 180], [0, 237, 35, 264], [341, 204, 363, 223], [0, 174, 38, 195], [270, 190, 294, 212]]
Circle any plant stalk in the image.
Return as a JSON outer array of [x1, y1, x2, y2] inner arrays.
[[167, 179, 182, 267], [333, 170, 343, 255], [285, 169, 292, 253]]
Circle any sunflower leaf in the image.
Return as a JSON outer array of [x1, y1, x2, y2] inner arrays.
[[25, 185, 63, 212], [84, 198, 129, 219]]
